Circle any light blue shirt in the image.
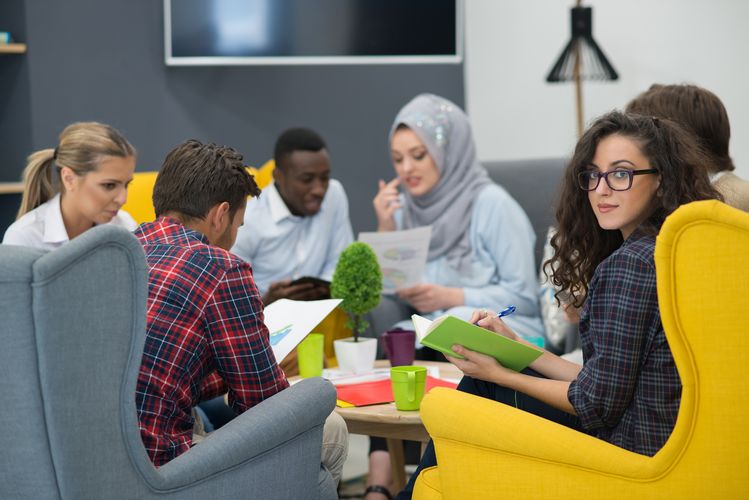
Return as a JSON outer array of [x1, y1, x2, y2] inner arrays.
[[231, 179, 354, 296], [396, 183, 544, 339]]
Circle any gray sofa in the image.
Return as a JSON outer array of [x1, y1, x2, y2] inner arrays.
[[0, 225, 338, 500], [485, 158, 580, 354], [483, 158, 568, 269]]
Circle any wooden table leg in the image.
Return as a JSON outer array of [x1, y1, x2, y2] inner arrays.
[[386, 437, 407, 492]]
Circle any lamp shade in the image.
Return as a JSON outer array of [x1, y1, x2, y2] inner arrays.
[[546, 6, 618, 82]]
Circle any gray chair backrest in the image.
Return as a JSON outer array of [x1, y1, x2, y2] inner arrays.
[[0, 244, 59, 498], [1, 226, 339, 500], [0, 225, 150, 499], [484, 158, 568, 269]]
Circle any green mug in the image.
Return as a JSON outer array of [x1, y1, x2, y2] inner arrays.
[[390, 366, 427, 411], [298, 333, 324, 378]]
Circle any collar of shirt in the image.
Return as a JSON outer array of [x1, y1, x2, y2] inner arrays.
[[710, 170, 727, 184], [266, 182, 303, 224], [623, 227, 650, 247], [43, 193, 71, 245], [140, 216, 211, 247]]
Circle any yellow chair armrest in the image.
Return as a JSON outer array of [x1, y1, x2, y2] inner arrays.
[[422, 388, 656, 479], [413, 466, 442, 500]]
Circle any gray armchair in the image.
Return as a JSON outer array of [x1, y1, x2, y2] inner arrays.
[[0, 225, 338, 499]]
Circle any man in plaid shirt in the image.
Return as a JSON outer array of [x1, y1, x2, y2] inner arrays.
[[134, 140, 347, 483]]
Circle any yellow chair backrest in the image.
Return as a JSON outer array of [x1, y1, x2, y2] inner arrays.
[[122, 160, 276, 225], [249, 159, 275, 189], [122, 171, 159, 224], [415, 200, 749, 499]]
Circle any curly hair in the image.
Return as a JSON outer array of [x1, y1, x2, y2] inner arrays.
[[545, 111, 722, 307]]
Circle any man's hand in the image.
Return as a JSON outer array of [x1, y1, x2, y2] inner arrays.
[[396, 283, 463, 313], [263, 280, 329, 305]]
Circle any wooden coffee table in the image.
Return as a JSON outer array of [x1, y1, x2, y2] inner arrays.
[[333, 360, 462, 491]]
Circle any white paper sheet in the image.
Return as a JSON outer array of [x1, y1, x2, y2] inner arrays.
[[321, 365, 440, 386], [264, 298, 342, 362], [358, 226, 432, 293]]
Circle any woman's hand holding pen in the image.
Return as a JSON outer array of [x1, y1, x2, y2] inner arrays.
[[449, 308, 522, 385], [373, 177, 402, 231], [469, 309, 519, 342]]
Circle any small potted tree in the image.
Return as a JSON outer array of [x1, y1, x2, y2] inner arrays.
[[331, 242, 382, 373]]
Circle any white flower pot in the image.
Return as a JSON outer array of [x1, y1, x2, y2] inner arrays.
[[333, 337, 378, 374]]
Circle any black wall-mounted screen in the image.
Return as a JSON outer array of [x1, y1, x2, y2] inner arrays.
[[165, 0, 461, 65]]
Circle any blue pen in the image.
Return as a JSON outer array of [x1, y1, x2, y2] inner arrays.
[[474, 305, 516, 325]]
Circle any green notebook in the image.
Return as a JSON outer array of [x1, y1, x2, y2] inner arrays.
[[412, 314, 543, 372]]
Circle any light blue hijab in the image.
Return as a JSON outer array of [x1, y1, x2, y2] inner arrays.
[[390, 93, 493, 272]]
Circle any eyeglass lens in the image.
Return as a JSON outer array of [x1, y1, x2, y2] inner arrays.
[[579, 170, 632, 191]]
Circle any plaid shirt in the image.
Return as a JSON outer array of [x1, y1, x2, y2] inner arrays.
[[569, 231, 681, 456], [134, 217, 288, 466]]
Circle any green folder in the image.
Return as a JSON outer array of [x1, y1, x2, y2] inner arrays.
[[412, 314, 543, 372]]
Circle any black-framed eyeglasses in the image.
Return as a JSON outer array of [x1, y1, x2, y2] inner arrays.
[[577, 168, 659, 191]]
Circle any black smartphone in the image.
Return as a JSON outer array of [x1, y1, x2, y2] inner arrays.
[[289, 276, 331, 288]]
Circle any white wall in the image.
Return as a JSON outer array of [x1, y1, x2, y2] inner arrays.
[[465, 0, 749, 180]]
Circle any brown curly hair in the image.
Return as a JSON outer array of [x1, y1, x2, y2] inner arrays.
[[545, 111, 722, 308]]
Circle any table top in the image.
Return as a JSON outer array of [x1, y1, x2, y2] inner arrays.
[[331, 360, 462, 442]]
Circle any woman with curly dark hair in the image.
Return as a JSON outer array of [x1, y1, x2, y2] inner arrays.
[[397, 111, 721, 499]]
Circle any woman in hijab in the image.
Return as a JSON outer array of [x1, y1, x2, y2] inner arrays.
[[371, 93, 543, 341], [364, 94, 542, 500]]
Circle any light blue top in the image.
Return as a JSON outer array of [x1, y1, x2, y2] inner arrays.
[[231, 179, 354, 296], [396, 183, 544, 339]]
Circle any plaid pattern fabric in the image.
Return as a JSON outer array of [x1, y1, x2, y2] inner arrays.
[[134, 217, 288, 466], [569, 231, 681, 456]]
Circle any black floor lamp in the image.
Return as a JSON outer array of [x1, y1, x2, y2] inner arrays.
[[546, 1, 618, 138]]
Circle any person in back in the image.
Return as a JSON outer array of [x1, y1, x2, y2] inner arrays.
[[3, 122, 136, 249], [365, 93, 543, 500], [627, 83, 749, 212], [134, 139, 347, 483], [371, 93, 543, 341], [231, 127, 354, 305]]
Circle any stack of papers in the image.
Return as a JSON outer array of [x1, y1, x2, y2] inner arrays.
[[323, 365, 441, 385], [358, 227, 431, 293], [264, 298, 342, 362]]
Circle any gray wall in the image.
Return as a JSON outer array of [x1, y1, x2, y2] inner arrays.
[[0, 0, 464, 234], [0, 0, 32, 178]]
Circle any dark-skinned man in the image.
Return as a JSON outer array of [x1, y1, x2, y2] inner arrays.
[[232, 127, 354, 305]]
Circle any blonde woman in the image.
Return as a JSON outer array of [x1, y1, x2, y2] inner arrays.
[[3, 122, 137, 249]]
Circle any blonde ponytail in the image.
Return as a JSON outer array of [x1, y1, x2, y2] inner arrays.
[[15, 122, 136, 219], [17, 149, 58, 219]]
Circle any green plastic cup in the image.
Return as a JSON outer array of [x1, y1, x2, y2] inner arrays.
[[298, 333, 324, 378], [390, 365, 427, 411]]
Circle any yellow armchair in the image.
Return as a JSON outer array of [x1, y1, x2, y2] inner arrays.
[[121, 161, 277, 225], [250, 159, 276, 189], [414, 200, 749, 499], [121, 171, 159, 224]]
